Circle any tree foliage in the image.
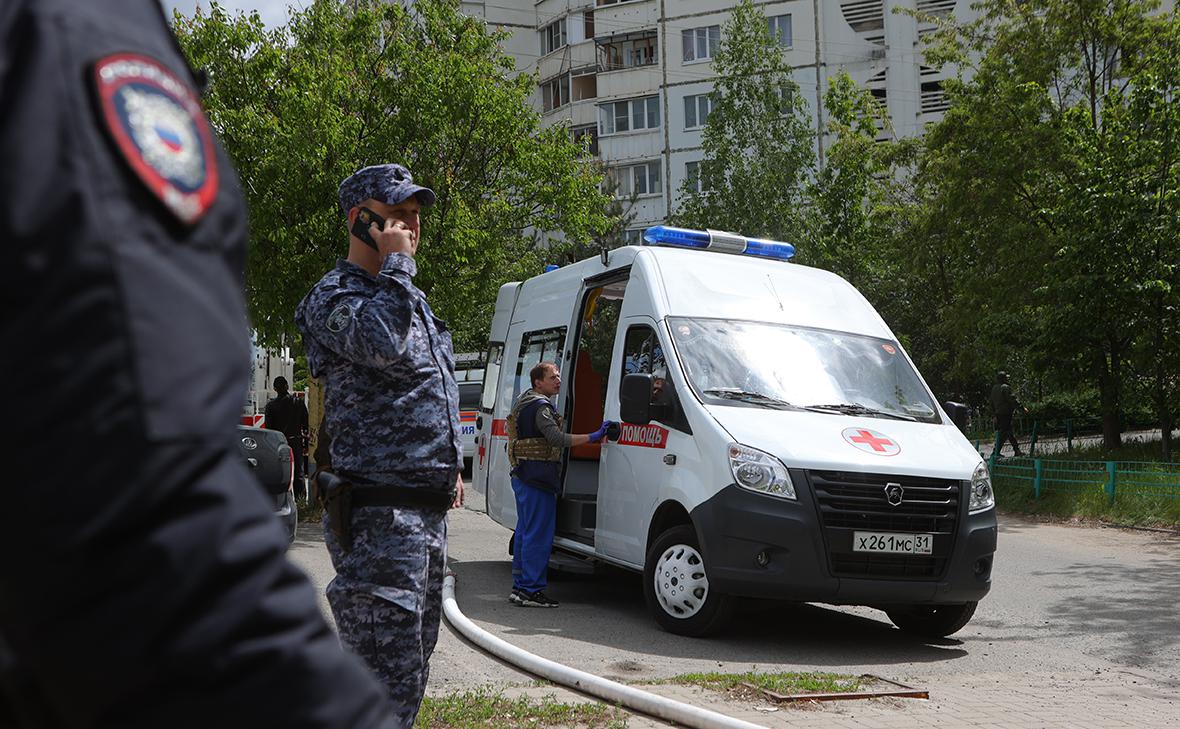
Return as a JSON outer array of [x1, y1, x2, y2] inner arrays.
[[671, 0, 814, 240], [911, 0, 1180, 448], [173, 0, 612, 351]]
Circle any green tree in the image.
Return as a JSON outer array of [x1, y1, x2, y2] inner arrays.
[[671, 0, 814, 240], [802, 72, 917, 292], [173, 0, 612, 352], [562, 160, 640, 264], [1110, 17, 1180, 458], [911, 0, 1178, 449]]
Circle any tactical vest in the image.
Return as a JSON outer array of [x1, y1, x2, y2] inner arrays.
[[508, 398, 563, 491]]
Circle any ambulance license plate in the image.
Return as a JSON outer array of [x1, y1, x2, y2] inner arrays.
[[853, 531, 933, 555]]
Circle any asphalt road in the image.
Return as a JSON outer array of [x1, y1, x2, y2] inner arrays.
[[288, 481, 1180, 722]]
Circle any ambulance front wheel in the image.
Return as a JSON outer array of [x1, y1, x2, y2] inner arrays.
[[886, 601, 977, 638], [643, 525, 732, 637]]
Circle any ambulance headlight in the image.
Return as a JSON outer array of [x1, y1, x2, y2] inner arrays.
[[728, 444, 795, 500], [969, 461, 994, 513]]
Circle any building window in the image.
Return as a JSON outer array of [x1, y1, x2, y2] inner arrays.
[[623, 229, 644, 246], [685, 161, 710, 193], [682, 25, 720, 63], [916, 0, 956, 17], [683, 93, 713, 129], [515, 328, 566, 400], [571, 124, 599, 156], [540, 18, 567, 56], [571, 69, 598, 102], [542, 73, 570, 112], [608, 161, 662, 197], [767, 14, 792, 48], [921, 79, 950, 114], [599, 32, 658, 71], [584, 11, 595, 38], [599, 96, 660, 135], [840, 0, 886, 33]]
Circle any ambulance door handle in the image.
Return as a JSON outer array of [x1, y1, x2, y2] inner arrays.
[[663, 454, 677, 466]]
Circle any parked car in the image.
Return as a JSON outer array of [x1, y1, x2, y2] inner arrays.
[[459, 381, 481, 472], [237, 425, 297, 545]]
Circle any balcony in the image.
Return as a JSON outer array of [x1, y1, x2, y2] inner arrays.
[[595, 30, 658, 73]]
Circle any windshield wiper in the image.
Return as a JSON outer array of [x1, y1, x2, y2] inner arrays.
[[803, 402, 917, 421], [703, 388, 795, 410]]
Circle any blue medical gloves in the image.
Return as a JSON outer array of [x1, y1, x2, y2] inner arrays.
[[588, 420, 615, 444]]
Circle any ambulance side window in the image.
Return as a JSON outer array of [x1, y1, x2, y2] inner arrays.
[[479, 344, 503, 412], [515, 327, 566, 400], [621, 325, 690, 433]]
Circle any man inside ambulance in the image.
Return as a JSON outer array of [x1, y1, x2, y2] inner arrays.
[[506, 362, 613, 608]]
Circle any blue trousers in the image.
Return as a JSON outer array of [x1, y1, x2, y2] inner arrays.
[[511, 477, 557, 593]]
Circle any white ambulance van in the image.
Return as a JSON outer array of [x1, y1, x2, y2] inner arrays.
[[472, 227, 996, 638]]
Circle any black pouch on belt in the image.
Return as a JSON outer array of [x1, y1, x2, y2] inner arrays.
[[316, 471, 354, 552]]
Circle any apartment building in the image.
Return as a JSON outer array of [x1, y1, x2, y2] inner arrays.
[[456, 0, 974, 235]]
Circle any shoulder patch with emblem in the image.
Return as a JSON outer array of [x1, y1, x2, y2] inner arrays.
[[327, 304, 353, 333], [92, 53, 219, 225]]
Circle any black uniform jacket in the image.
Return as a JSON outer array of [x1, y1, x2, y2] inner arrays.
[[0, 2, 394, 727]]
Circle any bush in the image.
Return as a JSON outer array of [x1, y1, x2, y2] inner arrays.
[[1025, 389, 1099, 421]]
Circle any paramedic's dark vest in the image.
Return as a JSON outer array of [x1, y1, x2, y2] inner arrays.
[[509, 399, 563, 492]]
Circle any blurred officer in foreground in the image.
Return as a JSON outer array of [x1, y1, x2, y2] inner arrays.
[[0, 2, 396, 727], [296, 163, 464, 727]]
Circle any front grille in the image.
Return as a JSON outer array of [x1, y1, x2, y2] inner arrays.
[[809, 470, 960, 579]]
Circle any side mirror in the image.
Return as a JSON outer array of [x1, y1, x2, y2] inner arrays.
[[620, 373, 653, 425], [943, 401, 968, 431]]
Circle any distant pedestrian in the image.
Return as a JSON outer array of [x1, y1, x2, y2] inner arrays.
[[990, 371, 1027, 457], [265, 376, 309, 489]]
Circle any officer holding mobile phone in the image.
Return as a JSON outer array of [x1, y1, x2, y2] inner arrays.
[[296, 163, 463, 728], [0, 2, 396, 727]]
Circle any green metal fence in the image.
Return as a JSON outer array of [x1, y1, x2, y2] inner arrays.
[[988, 455, 1180, 503]]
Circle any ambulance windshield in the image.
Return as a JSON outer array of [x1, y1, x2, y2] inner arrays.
[[668, 318, 939, 424]]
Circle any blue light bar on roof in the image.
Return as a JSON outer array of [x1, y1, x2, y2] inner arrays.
[[641, 226, 795, 261]]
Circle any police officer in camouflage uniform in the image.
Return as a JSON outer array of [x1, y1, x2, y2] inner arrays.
[[0, 2, 396, 727], [296, 163, 464, 727]]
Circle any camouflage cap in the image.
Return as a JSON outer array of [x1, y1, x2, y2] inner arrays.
[[337, 163, 436, 215]]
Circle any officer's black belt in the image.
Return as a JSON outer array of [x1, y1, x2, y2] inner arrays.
[[339, 472, 454, 510]]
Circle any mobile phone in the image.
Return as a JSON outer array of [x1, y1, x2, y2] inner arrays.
[[350, 206, 386, 250]]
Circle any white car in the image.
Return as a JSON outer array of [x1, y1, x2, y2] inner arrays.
[[458, 381, 481, 468]]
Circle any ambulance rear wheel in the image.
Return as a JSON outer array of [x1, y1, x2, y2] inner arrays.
[[644, 525, 731, 637]]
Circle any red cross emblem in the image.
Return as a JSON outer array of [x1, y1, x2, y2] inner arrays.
[[842, 427, 901, 456]]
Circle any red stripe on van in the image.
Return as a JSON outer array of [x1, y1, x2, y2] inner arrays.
[[491, 419, 508, 436]]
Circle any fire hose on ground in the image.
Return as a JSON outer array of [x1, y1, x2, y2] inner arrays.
[[442, 572, 769, 729]]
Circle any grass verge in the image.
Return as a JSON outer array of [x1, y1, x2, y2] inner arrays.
[[651, 671, 862, 695], [296, 495, 323, 523], [992, 439, 1180, 529], [415, 689, 628, 728]]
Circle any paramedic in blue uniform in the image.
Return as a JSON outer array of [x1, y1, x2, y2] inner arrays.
[[296, 163, 464, 727], [0, 2, 396, 727], [507, 362, 613, 608]]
